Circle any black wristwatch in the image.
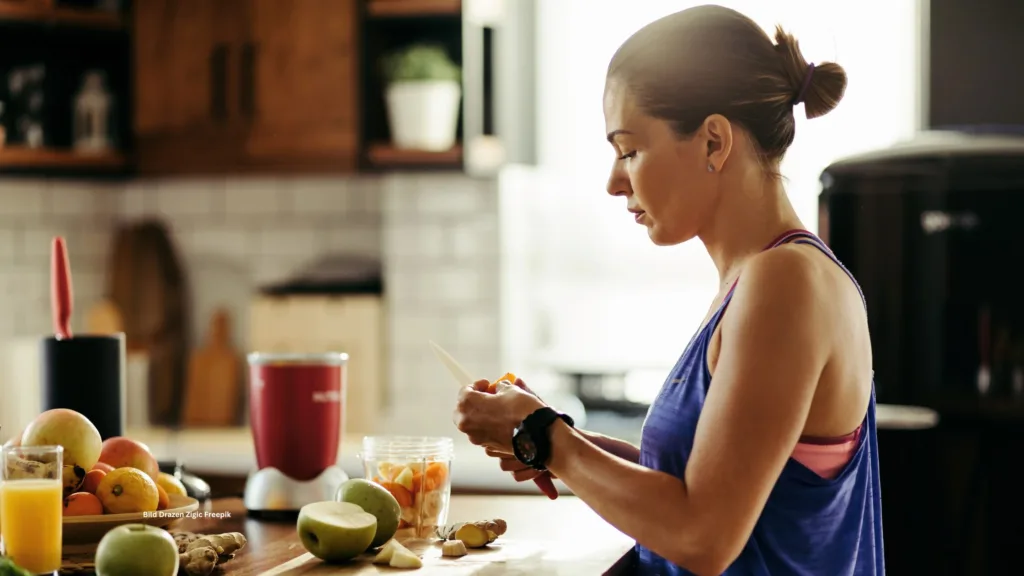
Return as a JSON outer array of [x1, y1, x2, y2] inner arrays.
[[512, 407, 575, 471]]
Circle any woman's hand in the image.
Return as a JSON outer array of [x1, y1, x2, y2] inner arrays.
[[452, 378, 546, 453], [484, 446, 559, 482]]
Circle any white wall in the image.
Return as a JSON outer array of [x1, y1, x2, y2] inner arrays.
[[504, 0, 921, 401]]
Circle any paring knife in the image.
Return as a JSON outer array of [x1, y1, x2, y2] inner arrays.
[[428, 340, 560, 500]]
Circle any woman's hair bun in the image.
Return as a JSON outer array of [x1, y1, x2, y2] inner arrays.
[[774, 26, 847, 119]]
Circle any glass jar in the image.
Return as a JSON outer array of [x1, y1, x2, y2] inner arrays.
[[359, 436, 454, 539]]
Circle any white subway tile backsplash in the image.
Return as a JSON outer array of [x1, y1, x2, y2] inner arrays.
[[256, 227, 321, 258], [153, 180, 224, 219], [0, 228, 17, 264], [19, 224, 67, 261], [3, 171, 504, 436], [387, 222, 446, 259], [45, 181, 100, 216], [289, 178, 353, 216], [0, 180, 47, 217], [224, 178, 286, 215], [185, 226, 253, 260], [327, 224, 381, 257], [449, 218, 499, 259], [455, 311, 500, 352], [414, 181, 481, 216], [422, 267, 484, 304], [250, 258, 301, 286], [118, 181, 155, 218]]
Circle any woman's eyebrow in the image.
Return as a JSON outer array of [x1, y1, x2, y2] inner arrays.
[[606, 129, 633, 143]]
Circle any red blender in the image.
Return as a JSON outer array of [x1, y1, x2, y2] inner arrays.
[[243, 352, 350, 516]]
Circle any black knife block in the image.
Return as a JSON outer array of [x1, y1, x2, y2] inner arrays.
[[41, 334, 126, 440]]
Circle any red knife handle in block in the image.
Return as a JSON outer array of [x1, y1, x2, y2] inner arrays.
[[51, 236, 73, 339]]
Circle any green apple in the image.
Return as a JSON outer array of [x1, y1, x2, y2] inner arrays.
[[390, 545, 423, 569], [372, 539, 422, 568], [95, 524, 179, 576], [336, 478, 401, 548], [373, 539, 400, 564], [297, 501, 378, 563]]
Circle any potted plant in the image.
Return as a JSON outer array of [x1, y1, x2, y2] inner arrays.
[[380, 43, 461, 151]]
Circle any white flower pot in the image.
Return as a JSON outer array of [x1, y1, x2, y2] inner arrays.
[[385, 80, 461, 151]]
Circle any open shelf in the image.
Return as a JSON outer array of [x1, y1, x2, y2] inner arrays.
[[0, 1, 125, 29], [366, 0, 461, 18], [0, 146, 128, 170], [365, 142, 462, 168]]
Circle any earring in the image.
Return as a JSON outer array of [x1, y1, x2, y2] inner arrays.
[[707, 164, 715, 173]]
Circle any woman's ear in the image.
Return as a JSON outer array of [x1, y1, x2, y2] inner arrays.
[[702, 114, 733, 172]]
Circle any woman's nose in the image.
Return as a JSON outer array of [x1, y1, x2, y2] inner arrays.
[[606, 166, 630, 197]]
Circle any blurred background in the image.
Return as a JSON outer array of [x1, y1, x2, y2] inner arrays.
[[0, 0, 1021, 573]]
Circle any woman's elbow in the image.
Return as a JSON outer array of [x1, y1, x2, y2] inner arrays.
[[662, 536, 741, 576]]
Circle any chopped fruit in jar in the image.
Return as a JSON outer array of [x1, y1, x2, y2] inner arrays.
[[424, 462, 448, 491], [377, 462, 401, 482], [393, 467, 414, 492], [379, 482, 413, 508]]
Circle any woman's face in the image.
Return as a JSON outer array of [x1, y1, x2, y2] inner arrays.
[[603, 79, 721, 246]]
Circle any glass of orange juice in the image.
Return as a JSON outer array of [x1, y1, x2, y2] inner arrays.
[[1, 445, 63, 575]]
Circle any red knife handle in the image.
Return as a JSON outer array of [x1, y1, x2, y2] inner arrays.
[[51, 237, 73, 339], [534, 473, 559, 499]]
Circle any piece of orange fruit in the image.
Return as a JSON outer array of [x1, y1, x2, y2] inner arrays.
[[488, 372, 517, 393]]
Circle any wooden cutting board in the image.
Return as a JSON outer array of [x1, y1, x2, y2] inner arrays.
[[260, 539, 552, 575], [83, 298, 124, 335], [181, 308, 241, 426]]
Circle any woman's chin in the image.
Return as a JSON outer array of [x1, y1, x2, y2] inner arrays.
[[647, 225, 688, 247]]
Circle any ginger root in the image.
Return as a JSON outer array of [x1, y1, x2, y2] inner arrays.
[[442, 539, 468, 557], [438, 519, 507, 548], [172, 531, 247, 576], [179, 548, 218, 576]]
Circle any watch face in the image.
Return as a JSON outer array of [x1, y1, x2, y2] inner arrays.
[[514, 433, 538, 462]]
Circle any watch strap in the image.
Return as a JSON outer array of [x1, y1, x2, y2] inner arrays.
[[516, 407, 574, 470]]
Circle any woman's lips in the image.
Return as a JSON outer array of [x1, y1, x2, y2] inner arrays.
[[634, 211, 646, 223]]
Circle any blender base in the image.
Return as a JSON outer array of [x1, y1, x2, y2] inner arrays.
[[243, 465, 349, 514]]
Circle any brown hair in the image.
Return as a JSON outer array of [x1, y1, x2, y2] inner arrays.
[[607, 5, 847, 163]]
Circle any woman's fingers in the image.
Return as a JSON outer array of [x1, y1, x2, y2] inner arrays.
[[513, 468, 541, 482], [484, 446, 513, 458], [498, 456, 528, 472]]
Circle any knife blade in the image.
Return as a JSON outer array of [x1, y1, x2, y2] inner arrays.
[[428, 339, 561, 500], [429, 340, 477, 387]]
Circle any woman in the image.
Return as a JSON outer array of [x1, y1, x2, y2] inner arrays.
[[452, 5, 882, 576]]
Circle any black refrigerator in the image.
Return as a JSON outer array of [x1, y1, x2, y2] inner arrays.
[[819, 131, 1024, 575]]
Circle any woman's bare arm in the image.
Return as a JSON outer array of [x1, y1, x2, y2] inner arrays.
[[540, 249, 832, 575], [577, 430, 640, 463]]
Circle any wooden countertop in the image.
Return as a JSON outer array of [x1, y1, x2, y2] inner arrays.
[[66, 496, 635, 575]]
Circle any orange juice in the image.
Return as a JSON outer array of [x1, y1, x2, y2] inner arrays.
[[0, 479, 63, 573]]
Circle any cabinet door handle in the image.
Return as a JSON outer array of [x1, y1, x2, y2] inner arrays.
[[240, 42, 257, 119], [210, 43, 229, 121]]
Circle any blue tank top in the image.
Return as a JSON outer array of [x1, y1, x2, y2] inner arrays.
[[635, 230, 885, 575]]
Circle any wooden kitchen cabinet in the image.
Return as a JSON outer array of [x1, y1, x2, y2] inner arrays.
[[245, 0, 360, 171], [132, 0, 359, 175], [133, 0, 251, 174]]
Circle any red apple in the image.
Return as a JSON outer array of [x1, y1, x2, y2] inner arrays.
[[98, 437, 159, 481], [92, 462, 115, 473], [21, 409, 102, 469]]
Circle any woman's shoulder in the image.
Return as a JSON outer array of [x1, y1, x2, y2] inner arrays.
[[741, 242, 833, 301], [722, 243, 852, 341]]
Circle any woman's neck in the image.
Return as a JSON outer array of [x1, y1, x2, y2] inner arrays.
[[698, 170, 805, 286]]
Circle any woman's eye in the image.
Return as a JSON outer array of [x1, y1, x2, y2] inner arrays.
[[618, 151, 636, 160]]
